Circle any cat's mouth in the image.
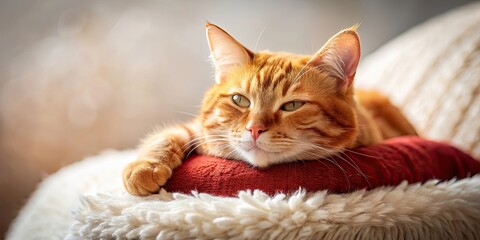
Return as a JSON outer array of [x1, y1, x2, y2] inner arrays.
[[242, 141, 282, 154], [231, 137, 289, 167], [236, 141, 288, 168]]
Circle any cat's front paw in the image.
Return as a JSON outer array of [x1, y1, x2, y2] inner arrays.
[[123, 160, 172, 196]]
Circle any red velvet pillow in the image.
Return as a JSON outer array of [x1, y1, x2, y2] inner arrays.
[[164, 136, 480, 196]]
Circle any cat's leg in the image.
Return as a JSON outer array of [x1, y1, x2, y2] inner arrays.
[[123, 120, 200, 196]]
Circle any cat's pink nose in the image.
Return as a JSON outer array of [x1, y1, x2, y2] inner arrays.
[[247, 124, 268, 140]]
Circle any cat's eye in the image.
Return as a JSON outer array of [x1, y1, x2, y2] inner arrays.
[[232, 94, 250, 108], [281, 100, 305, 111]]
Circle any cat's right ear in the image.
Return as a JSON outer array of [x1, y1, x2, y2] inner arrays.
[[206, 23, 254, 84]]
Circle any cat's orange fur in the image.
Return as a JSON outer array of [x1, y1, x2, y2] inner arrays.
[[123, 23, 417, 196]]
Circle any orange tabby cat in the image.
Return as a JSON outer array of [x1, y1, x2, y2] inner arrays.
[[123, 23, 417, 196]]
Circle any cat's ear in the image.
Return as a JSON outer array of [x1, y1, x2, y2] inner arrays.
[[206, 23, 254, 84], [308, 25, 361, 92]]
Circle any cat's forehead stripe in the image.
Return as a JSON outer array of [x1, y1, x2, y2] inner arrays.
[[243, 75, 251, 92], [227, 58, 300, 101], [253, 59, 293, 93]]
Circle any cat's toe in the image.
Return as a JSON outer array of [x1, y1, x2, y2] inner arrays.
[[123, 160, 172, 196]]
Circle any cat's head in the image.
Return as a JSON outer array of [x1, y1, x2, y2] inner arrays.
[[200, 23, 361, 167]]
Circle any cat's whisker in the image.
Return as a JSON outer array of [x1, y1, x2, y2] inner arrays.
[[223, 147, 240, 161], [183, 134, 229, 144], [291, 58, 322, 87], [181, 136, 229, 151], [181, 134, 230, 144], [182, 140, 226, 153], [295, 141, 372, 189], [291, 58, 311, 84], [174, 111, 206, 121], [184, 138, 230, 158], [254, 26, 268, 52], [206, 143, 232, 158], [300, 142, 372, 181], [325, 155, 352, 190], [184, 137, 229, 150], [313, 144, 371, 187], [327, 145, 382, 159], [309, 158, 335, 178], [301, 150, 351, 189], [341, 149, 382, 159], [292, 66, 321, 85], [330, 150, 371, 188], [211, 141, 243, 161]]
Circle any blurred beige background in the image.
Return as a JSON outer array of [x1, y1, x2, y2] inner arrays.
[[0, 0, 474, 237]]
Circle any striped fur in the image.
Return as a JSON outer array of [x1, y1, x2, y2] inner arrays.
[[123, 24, 417, 196]]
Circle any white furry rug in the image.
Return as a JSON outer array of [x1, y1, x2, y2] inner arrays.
[[6, 149, 480, 240], [67, 176, 480, 240]]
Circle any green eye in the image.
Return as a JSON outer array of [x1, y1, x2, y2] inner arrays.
[[232, 94, 250, 108], [281, 100, 305, 111]]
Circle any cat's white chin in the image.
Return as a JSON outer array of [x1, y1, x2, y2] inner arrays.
[[238, 146, 291, 168], [241, 148, 276, 168], [234, 135, 297, 167]]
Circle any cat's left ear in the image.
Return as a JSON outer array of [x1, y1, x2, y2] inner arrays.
[[206, 23, 254, 84], [308, 25, 361, 92]]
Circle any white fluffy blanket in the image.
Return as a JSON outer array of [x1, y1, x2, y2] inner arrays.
[[67, 176, 480, 239], [6, 148, 480, 240]]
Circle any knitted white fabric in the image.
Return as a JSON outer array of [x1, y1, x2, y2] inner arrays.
[[356, 1, 480, 158]]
